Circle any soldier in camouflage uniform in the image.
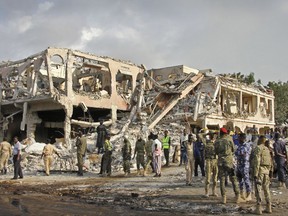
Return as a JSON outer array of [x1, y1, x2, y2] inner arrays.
[[133, 134, 146, 176], [122, 136, 132, 176], [144, 133, 155, 175], [200, 132, 218, 197], [251, 135, 272, 214], [235, 133, 252, 201], [215, 127, 241, 204], [76, 131, 87, 176]]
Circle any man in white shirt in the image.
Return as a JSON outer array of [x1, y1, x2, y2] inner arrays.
[[179, 129, 189, 166], [12, 136, 23, 180]]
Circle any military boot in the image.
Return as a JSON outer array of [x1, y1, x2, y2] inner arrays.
[[137, 170, 141, 176], [235, 194, 242, 204], [240, 190, 246, 201], [212, 185, 218, 197], [143, 170, 147, 177], [222, 196, 226, 204], [246, 191, 252, 201], [255, 205, 262, 215], [282, 182, 287, 189], [264, 203, 272, 214]]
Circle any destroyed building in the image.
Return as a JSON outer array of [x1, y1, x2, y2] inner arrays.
[[144, 65, 275, 133], [0, 48, 275, 148], [0, 47, 144, 146]]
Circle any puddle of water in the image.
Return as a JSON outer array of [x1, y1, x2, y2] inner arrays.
[[11, 198, 29, 214]]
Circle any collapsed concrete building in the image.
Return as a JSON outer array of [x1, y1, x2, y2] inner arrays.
[[0, 48, 275, 148], [0, 47, 144, 146], [144, 65, 275, 133]]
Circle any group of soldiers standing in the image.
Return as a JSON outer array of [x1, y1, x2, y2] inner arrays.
[[118, 125, 281, 215]]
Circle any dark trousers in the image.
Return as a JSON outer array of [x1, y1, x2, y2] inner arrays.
[[13, 155, 23, 179], [77, 153, 84, 175], [179, 150, 187, 165], [276, 157, 286, 182], [194, 157, 205, 177], [164, 149, 170, 166], [102, 152, 112, 175]]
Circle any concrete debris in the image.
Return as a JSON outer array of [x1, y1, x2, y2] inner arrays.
[[0, 48, 275, 174]]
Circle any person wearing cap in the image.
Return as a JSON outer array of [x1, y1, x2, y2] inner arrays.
[[273, 132, 287, 188], [41, 138, 61, 176], [76, 131, 87, 176], [162, 130, 171, 167], [235, 133, 252, 201], [122, 136, 132, 176], [102, 133, 113, 177], [215, 127, 241, 204], [133, 134, 146, 176]]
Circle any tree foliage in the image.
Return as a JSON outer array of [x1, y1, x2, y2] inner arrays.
[[230, 72, 256, 85], [267, 81, 288, 125]]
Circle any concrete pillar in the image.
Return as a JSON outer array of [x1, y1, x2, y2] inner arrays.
[[111, 105, 117, 124]]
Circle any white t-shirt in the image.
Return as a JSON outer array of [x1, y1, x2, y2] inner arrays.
[[13, 141, 22, 156], [152, 139, 162, 153]]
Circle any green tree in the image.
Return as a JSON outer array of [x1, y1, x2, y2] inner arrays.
[[267, 81, 288, 125]]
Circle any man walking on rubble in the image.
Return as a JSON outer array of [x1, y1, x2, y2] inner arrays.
[[11, 136, 23, 180], [235, 133, 252, 201], [102, 133, 113, 177], [133, 134, 146, 176], [122, 136, 132, 176], [214, 127, 241, 204], [144, 132, 155, 174], [200, 132, 218, 197], [251, 135, 273, 214], [273, 132, 287, 188], [76, 131, 87, 176], [41, 139, 60, 176], [162, 130, 171, 167], [0, 138, 12, 174], [96, 119, 107, 154], [179, 129, 188, 166]]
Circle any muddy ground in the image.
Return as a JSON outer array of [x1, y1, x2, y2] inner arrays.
[[0, 164, 288, 216]]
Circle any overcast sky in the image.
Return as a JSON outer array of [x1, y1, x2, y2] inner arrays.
[[0, 0, 287, 84]]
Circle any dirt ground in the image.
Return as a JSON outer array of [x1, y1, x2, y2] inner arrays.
[[0, 164, 288, 216]]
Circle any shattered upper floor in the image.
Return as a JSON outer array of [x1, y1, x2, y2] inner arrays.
[[143, 65, 275, 132]]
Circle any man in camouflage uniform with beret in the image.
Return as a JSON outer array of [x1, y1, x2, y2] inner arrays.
[[215, 127, 241, 204], [251, 135, 272, 215]]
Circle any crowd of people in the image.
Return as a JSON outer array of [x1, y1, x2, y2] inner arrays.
[[116, 126, 287, 215], [0, 123, 287, 215]]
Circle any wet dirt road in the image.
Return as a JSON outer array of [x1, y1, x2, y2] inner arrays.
[[1, 165, 288, 215]]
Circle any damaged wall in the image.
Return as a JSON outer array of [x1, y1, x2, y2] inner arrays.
[[0, 47, 144, 145]]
